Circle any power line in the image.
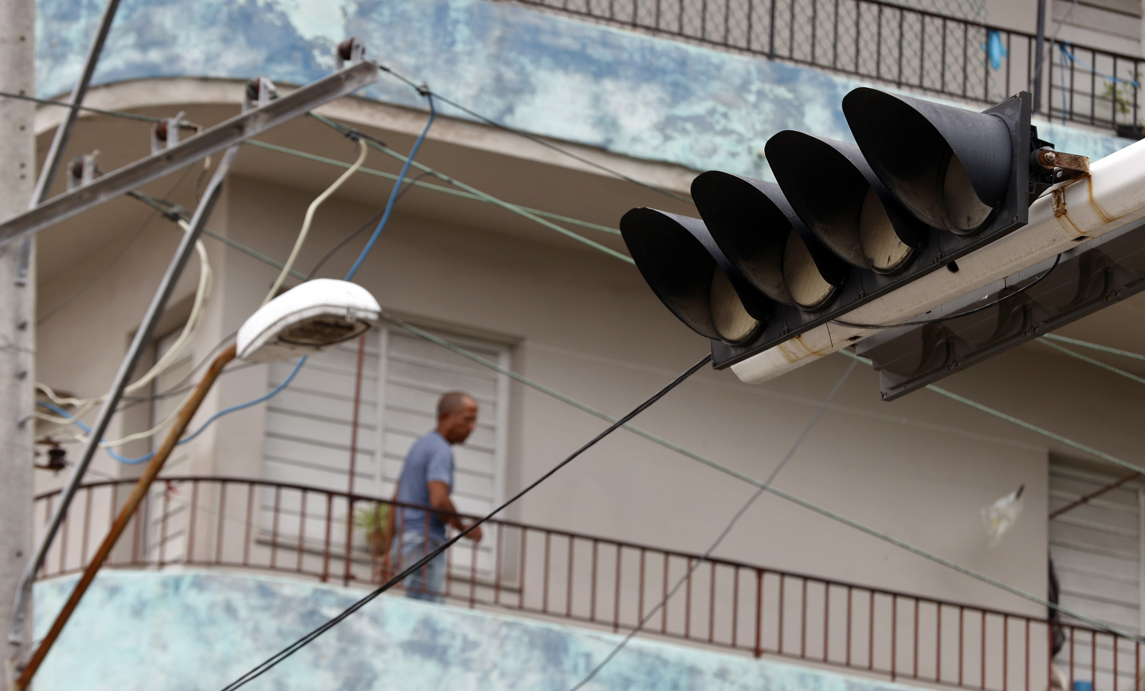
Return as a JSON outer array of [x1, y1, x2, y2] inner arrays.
[[216, 352, 711, 690], [570, 359, 857, 690], [0, 89, 163, 123], [1038, 337, 1145, 386], [391, 318, 1145, 644], [309, 112, 634, 265]]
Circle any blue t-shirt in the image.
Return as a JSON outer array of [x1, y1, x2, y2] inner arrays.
[[395, 431, 455, 541]]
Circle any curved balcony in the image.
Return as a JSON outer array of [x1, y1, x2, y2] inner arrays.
[[33, 476, 1134, 690]]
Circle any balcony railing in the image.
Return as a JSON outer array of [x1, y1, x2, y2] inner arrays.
[[501, 0, 1144, 135], [34, 476, 1141, 690]]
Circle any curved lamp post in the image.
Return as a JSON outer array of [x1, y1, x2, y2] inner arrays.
[[14, 279, 381, 689]]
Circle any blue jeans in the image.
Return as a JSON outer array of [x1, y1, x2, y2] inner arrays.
[[391, 530, 446, 603]]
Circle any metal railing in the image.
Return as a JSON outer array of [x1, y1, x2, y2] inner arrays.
[[33, 476, 1141, 690], [501, 0, 1144, 135]]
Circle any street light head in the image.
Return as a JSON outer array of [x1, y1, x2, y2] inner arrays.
[[237, 279, 381, 362]]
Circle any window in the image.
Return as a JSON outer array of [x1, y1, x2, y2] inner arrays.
[[1049, 456, 1143, 634], [260, 322, 510, 577]]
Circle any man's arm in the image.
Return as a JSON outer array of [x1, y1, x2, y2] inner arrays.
[[428, 481, 482, 542]]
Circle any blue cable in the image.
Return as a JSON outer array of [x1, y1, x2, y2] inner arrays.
[[49, 93, 435, 466], [40, 356, 306, 465], [344, 95, 437, 281], [1059, 42, 1140, 88]]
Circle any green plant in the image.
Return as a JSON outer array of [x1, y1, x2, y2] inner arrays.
[[1102, 71, 1142, 125], [353, 502, 389, 536]]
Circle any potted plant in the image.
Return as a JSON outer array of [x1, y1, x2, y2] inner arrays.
[[1102, 73, 1144, 140], [353, 502, 390, 557]]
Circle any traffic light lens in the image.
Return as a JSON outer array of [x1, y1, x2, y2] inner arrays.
[[942, 154, 994, 234], [859, 187, 914, 273], [784, 230, 837, 310], [710, 269, 761, 344]]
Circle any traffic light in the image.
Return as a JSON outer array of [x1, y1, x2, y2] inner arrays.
[[620, 88, 1058, 375]]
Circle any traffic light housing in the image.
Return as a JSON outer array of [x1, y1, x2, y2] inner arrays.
[[621, 88, 1058, 376]]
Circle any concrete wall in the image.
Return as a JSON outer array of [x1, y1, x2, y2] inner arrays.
[[29, 567, 1045, 690]]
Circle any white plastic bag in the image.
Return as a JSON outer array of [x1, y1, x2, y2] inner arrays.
[[982, 485, 1024, 547]]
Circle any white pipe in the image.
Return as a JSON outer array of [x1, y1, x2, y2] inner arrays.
[[731, 138, 1145, 385]]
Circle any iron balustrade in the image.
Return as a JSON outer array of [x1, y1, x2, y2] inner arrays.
[[32, 476, 1141, 690], [499, 0, 1144, 135]]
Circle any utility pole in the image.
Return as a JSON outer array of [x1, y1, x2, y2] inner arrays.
[[0, 0, 36, 683]]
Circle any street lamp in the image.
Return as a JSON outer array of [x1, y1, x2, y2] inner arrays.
[[14, 280, 381, 690]]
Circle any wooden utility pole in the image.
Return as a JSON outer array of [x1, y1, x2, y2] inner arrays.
[[0, 0, 37, 683]]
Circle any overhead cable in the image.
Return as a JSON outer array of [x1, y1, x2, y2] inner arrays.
[[309, 113, 634, 265], [263, 137, 368, 303], [570, 359, 858, 690], [217, 353, 712, 690], [1038, 337, 1145, 386], [389, 317, 1145, 644]]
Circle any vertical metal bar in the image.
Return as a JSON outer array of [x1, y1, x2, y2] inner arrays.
[[824, 583, 830, 662], [468, 537, 477, 607], [941, 18, 948, 92], [342, 494, 354, 586], [787, 0, 795, 59], [131, 499, 141, 564], [494, 522, 503, 606], [919, 12, 927, 89], [566, 537, 574, 618], [938, 605, 943, 682], [708, 562, 717, 643], [732, 567, 740, 649], [700, 0, 707, 38], [58, 513, 68, 573], [639, 548, 646, 627], [755, 570, 763, 657], [801, 578, 808, 658], [846, 587, 853, 667], [779, 574, 785, 654], [869, 592, 876, 671], [892, 595, 898, 680], [321, 493, 332, 582], [1090, 48, 1097, 125], [810, 0, 818, 64], [271, 485, 281, 570], [81, 486, 92, 568], [216, 482, 226, 565], [982, 613, 987, 690], [10, 139, 239, 643], [914, 599, 919, 679], [1091, 632, 1097, 691], [1005, 32, 1012, 97], [963, 22, 969, 97], [187, 480, 198, 564], [983, 27, 990, 101], [854, 0, 862, 73], [832, 0, 839, 68], [590, 539, 598, 622], [159, 489, 170, 565], [1114, 634, 1119, 691], [518, 527, 527, 611], [543, 532, 551, 613], [1004, 616, 1009, 691], [875, 4, 883, 77], [896, 10, 904, 86], [612, 545, 622, 631], [1033, 0, 1045, 111], [296, 489, 306, 573], [960, 607, 965, 686], [243, 482, 253, 567], [1025, 619, 1030, 691], [1069, 50, 1077, 124], [685, 558, 693, 639], [662, 553, 669, 635], [768, 0, 777, 58]]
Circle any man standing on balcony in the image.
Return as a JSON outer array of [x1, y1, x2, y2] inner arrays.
[[381, 391, 483, 603]]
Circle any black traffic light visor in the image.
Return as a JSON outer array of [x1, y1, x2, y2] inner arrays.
[[619, 208, 772, 343], [766, 131, 928, 275], [843, 88, 1013, 235], [691, 172, 850, 309]]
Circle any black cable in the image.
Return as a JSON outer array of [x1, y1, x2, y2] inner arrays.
[[37, 167, 196, 325], [0, 89, 163, 123], [373, 64, 695, 206], [568, 358, 857, 690], [830, 253, 1063, 330], [218, 349, 713, 691], [306, 172, 436, 278]]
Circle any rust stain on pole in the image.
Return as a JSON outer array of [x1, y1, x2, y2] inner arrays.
[[15, 343, 238, 690]]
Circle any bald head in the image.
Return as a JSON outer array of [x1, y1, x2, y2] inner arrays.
[[436, 391, 478, 445]]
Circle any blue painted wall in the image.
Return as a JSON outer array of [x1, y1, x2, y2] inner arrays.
[[35, 0, 1134, 180], [34, 568, 930, 690]]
